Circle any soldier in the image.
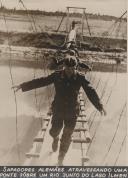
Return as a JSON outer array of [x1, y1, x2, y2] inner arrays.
[[12, 55, 106, 166], [54, 49, 92, 72], [67, 21, 77, 48]]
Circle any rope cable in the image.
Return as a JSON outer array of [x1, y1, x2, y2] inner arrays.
[[0, 0, 21, 163], [114, 135, 127, 166], [19, 0, 36, 32], [87, 71, 116, 154], [102, 103, 126, 165], [2, 2, 126, 165], [86, 59, 120, 155], [18, 0, 53, 127], [89, 72, 111, 128], [18, 0, 44, 128], [92, 12, 127, 49]]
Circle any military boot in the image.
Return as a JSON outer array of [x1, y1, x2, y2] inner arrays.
[[57, 152, 65, 166], [52, 137, 59, 152]]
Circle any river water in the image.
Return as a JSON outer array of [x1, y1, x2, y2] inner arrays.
[[0, 65, 127, 165], [0, 65, 54, 165]]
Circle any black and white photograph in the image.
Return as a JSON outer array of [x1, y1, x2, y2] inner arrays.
[[0, 0, 127, 167]]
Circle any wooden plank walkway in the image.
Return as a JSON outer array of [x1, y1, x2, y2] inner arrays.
[[23, 89, 92, 166]]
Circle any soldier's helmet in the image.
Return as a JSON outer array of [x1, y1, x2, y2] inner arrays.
[[64, 55, 77, 67], [68, 50, 76, 56]]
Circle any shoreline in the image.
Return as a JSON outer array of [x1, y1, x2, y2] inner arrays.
[[0, 44, 126, 73], [0, 31, 127, 50], [0, 59, 126, 73]]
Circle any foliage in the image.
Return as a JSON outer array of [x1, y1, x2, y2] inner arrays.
[[0, 6, 126, 21]]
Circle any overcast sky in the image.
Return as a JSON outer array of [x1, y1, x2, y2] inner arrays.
[[2, 0, 127, 17]]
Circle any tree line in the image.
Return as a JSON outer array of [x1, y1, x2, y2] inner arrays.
[[0, 6, 127, 22]]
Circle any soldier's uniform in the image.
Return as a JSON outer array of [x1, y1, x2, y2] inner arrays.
[[20, 68, 103, 165]]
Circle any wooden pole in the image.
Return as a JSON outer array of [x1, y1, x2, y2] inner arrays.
[[67, 6, 86, 10], [84, 11, 91, 36], [66, 7, 69, 33], [56, 13, 66, 32], [81, 9, 84, 41]]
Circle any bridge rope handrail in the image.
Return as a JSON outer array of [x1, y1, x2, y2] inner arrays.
[[0, 0, 21, 163]]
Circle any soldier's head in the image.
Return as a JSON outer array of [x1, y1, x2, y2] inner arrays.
[[68, 50, 76, 56], [64, 55, 77, 77], [72, 20, 76, 29], [69, 41, 76, 49]]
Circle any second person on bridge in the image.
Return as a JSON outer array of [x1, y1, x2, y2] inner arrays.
[[12, 54, 106, 166]]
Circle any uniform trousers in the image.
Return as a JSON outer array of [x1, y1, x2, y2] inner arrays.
[[49, 112, 77, 156]]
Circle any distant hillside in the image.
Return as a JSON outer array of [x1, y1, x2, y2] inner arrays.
[[0, 6, 127, 22]]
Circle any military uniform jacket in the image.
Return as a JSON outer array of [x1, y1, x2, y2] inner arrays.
[[20, 70, 103, 117]]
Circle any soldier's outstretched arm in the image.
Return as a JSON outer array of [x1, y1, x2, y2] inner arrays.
[[81, 75, 107, 115], [12, 72, 56, 92]]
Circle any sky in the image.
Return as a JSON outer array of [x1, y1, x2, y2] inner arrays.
[[2, 0, 127, 17]]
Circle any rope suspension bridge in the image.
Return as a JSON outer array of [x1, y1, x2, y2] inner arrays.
[[0, 0, 127, 166]]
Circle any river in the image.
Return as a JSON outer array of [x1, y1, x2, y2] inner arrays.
[[0, 65, 127, 165]]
